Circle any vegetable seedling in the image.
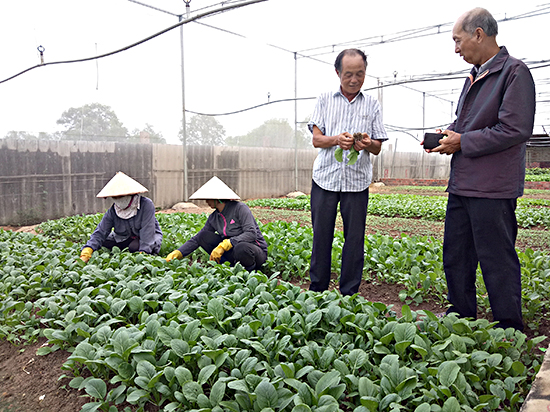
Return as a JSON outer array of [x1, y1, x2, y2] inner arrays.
[[335, 132, 363, 165]]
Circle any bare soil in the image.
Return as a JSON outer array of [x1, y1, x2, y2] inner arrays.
[[1, 276, 547, 412], [0, 339, 88, 412], [1, 186, 549, 412], [0, 279, 451, 412]]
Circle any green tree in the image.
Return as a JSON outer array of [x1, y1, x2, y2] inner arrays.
[[129, 124, 166, 144], [56, 103, 128, 141], [179, 114, 226, 146], [226, 118, 311, 148]]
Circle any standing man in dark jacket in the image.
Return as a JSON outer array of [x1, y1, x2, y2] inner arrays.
[[429, 8, 536, 330]]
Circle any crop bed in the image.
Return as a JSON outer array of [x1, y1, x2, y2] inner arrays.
[[1, 184, 549, 412]]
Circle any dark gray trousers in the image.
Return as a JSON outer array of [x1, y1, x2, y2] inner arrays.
[[443, 193, 523, 331], [309, 180, 369, 296]]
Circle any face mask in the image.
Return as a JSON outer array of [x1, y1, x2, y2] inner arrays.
[[112, 195, 132, 210]]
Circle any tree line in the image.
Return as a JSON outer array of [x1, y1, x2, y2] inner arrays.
[[5, 102, 312, 148]]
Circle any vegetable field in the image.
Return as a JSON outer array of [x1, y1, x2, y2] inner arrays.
[[1, 184, 549, 412]]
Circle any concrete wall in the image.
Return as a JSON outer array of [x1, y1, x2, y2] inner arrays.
[[1, 138, 454, 225]]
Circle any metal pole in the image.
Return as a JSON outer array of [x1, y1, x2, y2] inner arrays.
[[377, 78, 383, 181], [422, 91, 426, 178], [294, 52, 298, 191], [422, 91, 426, 132], [179, 16, 188, 200], [128, 0, 189, 201]]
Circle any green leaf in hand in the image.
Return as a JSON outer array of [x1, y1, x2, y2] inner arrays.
[[335, 146, 359, 164], [347, 147, 359, 165], [334, 147, 343, 162]]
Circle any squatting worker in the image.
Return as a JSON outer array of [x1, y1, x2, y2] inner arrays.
[[308, 48, 388, 296], [165, 176, 267, 272], [80, 171, 163, 263], [427, 8, 535, 330]]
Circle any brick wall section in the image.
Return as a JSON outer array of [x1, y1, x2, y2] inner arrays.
[[379, 178, 550, 190], [527, 162, 550, 168]]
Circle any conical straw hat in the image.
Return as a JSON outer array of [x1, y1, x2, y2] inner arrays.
[[96, 171, 149, 198], [189, 176, 240, 200]]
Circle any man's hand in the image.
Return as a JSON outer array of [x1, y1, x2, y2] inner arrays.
[[337, 132, 354, 150], [431, 130, 461, 155], [354, 133, 382, 155]]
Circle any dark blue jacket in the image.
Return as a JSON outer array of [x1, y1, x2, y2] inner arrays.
[[447, 46, 536, 199], [85, 196, 162, 254], [178, 201, 267, 258]]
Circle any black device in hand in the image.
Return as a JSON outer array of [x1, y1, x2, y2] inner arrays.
[[423, 133, 445, 150]]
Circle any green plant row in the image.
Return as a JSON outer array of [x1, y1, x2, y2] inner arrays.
[[526, 167, 550, 176], [245, 194, 550, 228], [35, 213, 550, 330], [525, 175, 550, 182], [246, 197, 312, 211], [525, 168, 550, 181], [0, 228, 546, 412]]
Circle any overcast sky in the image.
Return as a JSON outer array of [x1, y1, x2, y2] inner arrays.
[[1, 0, 549, 151]]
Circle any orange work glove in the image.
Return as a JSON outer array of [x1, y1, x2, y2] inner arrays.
[[80, 247, 93, 263], [165, 250, 183, 262], [209, 239, 233, 263]]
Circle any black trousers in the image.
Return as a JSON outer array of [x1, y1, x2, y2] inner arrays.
[[309, 180, 369, 296], [102, 236, 140, 253], [196, 230, 266, 272], [443, 193, 523, 331]]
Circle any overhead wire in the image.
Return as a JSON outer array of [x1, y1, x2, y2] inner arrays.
[[295, 5, 550, 61], [2, 2, 549, 133], [3, 2, 547, 88], [187, 61, 550, 117], [187, 97, 317, 117], [182, 0, 550, 116], [6, 3, 546, 87], [186, 75, 467, 117], [187, 60, 549, 136], [0, 0, 266, 85]]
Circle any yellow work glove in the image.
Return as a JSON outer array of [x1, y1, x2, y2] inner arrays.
[[209, 239, 233, 263], [80, 247, 93, 263], [165, 250, 183, 262]]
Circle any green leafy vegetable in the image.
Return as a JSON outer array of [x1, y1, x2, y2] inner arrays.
[[0, 205, 548, 412]]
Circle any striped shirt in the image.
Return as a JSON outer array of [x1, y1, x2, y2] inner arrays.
[[309, 89, 388, 192]]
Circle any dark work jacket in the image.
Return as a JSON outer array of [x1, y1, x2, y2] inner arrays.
[[447, 46, 535, 199], [85, 196, 163, 254], [178, 201, 268, 258]]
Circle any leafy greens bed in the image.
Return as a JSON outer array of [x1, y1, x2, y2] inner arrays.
[[525, 167, 550, 182], [35, 212, 550, 331], [1, 209, 549, 412], [245, 194, 550, 229]]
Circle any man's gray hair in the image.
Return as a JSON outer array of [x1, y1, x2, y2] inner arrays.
[[462, 7, 498, 37]]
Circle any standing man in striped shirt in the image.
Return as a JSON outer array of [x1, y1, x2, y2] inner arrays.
[[308, 48, 388, 296]]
